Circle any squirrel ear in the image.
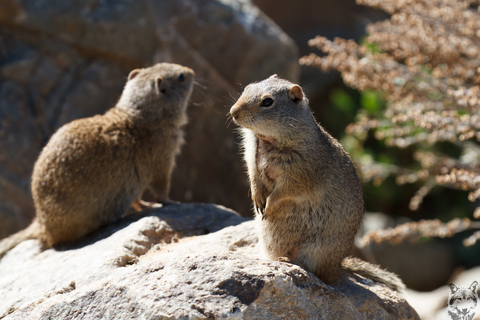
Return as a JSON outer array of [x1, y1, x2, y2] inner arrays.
[[269, 74, 279, 79], [128, 69, 141, 80], [289, 85, 303, 102]]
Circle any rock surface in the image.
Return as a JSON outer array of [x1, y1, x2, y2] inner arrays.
[[0, 203, 418, 319], [0, 0, 300, 239]]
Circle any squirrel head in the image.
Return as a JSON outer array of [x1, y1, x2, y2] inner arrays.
[[117, 63, 195, 127], [230, 75, 312, 140]]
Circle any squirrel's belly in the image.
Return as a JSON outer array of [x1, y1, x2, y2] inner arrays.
[[256, 205, 316, 254]]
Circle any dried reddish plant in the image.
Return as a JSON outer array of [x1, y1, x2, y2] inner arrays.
[[301, 0, 480, 245], [360, 218, 480, 247]]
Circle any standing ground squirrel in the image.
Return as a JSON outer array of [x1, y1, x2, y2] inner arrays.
[[230, 75, 404, 291], [0, 63, 194, 257]]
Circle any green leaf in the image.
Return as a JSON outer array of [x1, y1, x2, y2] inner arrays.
[[361, 90, 383, 113], [330, 88, 356, 115]]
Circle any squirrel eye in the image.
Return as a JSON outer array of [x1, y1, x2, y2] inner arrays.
[[260, 98, 274, 107], [178, 73, 185, 82]]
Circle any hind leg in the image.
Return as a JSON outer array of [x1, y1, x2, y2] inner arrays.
[[297, 242, 344, 284], [40, 210, 98, 246]]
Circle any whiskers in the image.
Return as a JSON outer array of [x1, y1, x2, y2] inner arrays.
[[226, 112, 234, 128], [224, 82, 243, 104], [193, 80, 207, 90], [230, 91, 239, 103], [190, 77, 214, 109], [224, 87, 243, 128]]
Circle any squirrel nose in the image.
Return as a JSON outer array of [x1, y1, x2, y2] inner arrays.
[[230, 104, 240, 119]]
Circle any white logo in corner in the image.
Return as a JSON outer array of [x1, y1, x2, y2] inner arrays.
[[448, 281, 478, 320]]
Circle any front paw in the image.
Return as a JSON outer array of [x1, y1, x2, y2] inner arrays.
[[264, 196, 277, 217], [253, 194, 266, 217], [133, 199, 164, 211]]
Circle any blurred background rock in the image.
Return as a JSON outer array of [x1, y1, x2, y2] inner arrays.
[[0, 0, 300, 238]]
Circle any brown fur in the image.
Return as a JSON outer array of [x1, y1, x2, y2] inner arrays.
[[230, 75, 404, 291], [0, 63, 194, 256]]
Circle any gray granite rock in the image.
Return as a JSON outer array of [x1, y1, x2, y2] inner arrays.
[[0, 203, 418, 319]]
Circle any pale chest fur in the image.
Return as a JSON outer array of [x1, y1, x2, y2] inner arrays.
[[242, 129, 276, 182]]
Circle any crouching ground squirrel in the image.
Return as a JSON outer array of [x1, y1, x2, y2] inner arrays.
[[0, 63, 194, 257], [230, 75, 404, 291]]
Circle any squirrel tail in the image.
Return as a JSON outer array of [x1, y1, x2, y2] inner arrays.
[[342, 257, 406, 292], [0, 219, 42, 260]]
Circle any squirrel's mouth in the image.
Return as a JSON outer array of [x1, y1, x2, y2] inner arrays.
[[231, 113, 249, 127]]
